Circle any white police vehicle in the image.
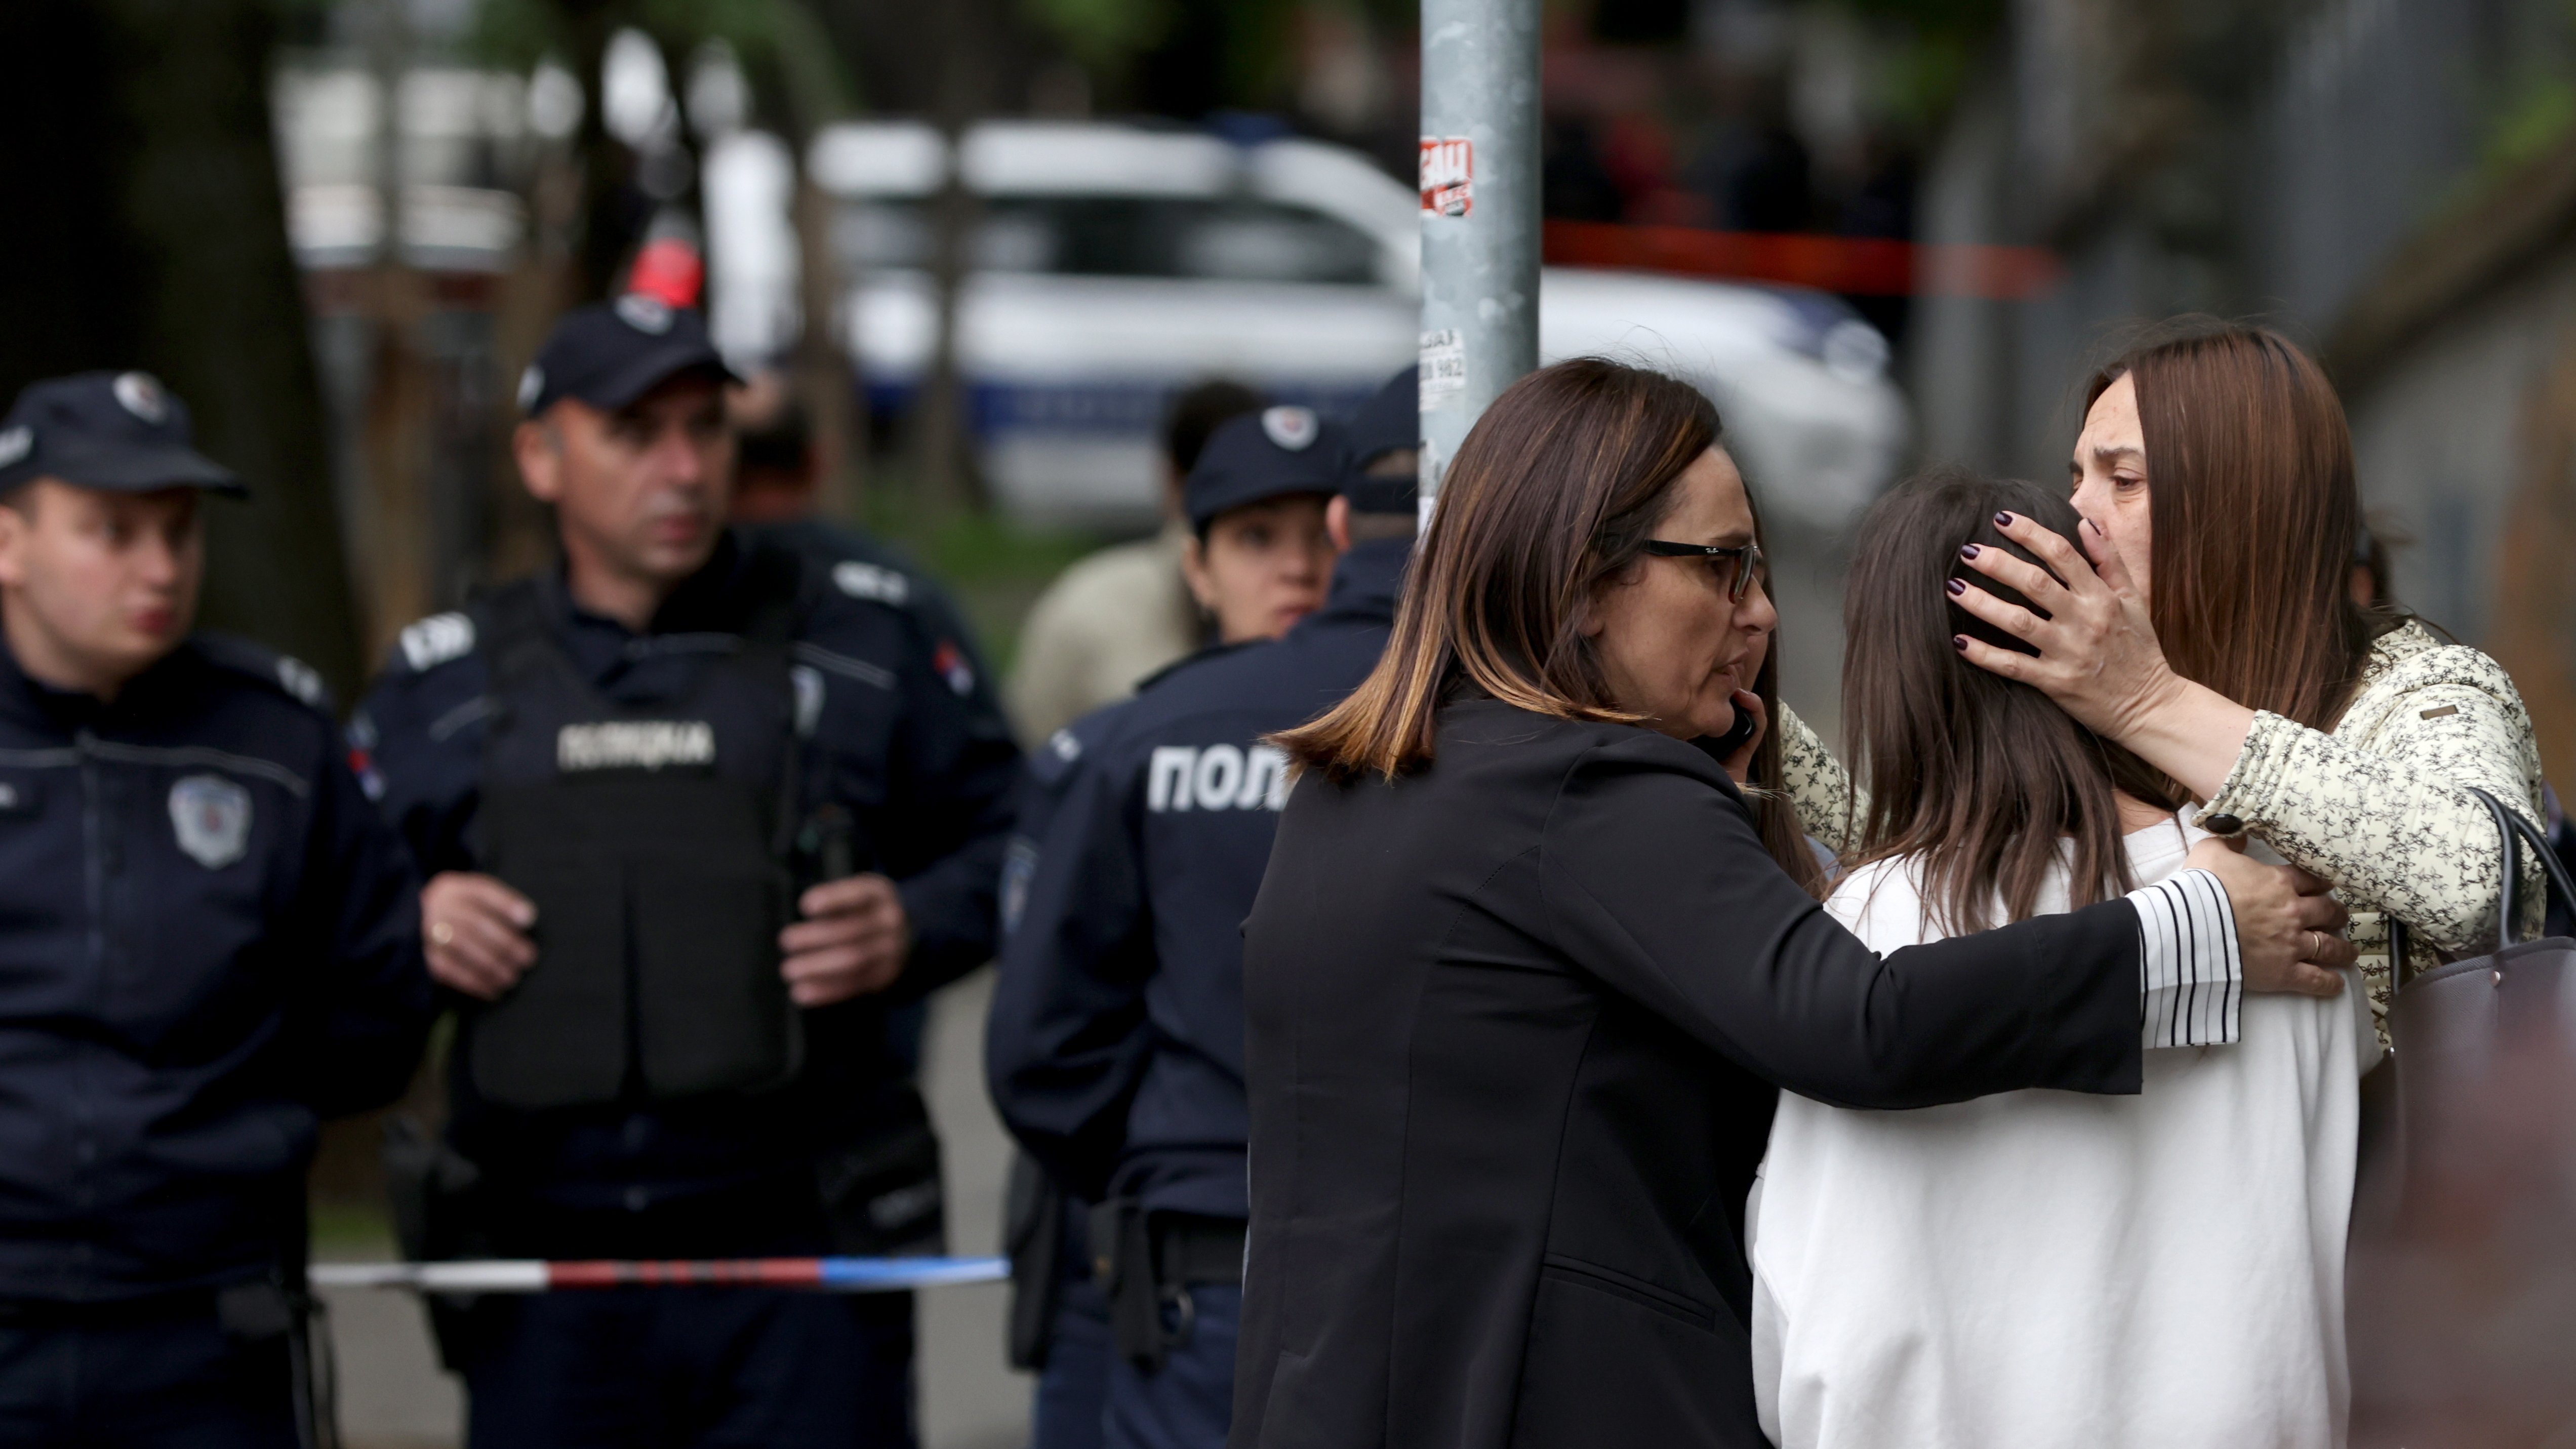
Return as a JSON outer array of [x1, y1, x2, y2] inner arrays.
[[806, 120, 1908, 532]]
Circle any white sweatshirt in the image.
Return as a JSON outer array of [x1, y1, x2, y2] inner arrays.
[[1750, 820, 2377, 1449]]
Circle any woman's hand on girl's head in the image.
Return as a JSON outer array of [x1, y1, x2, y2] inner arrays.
[[1718, 688, 1766, 785], [1948, 512, 2175, 735], [1949, 512, 2257, 801], [2184, 837, 2355, 997]]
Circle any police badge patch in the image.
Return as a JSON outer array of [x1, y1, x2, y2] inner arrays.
[[615, 293, 674, 334], [169, 774, 252, 869], [113, 372, 169, 424], [1261, 405, 1319, 451]]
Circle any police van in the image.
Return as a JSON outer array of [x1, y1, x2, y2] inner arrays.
[[804, 120, 1909, 532]]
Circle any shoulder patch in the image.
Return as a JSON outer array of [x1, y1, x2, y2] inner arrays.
[[188, 635, 337, 714], [832, 560, 911, 607], [399, 612, 477, 672], [275, 656, 327, 707]]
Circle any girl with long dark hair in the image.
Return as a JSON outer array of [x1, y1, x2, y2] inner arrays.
[[1749, 471, 2376, 1448]]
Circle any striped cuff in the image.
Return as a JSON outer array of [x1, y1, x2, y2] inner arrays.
[[2128, 868, 2241, 1049]]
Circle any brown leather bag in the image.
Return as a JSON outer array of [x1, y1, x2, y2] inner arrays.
[[2350, 787, 2576, 1447]]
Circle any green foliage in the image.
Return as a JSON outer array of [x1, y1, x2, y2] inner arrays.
[[468, 0, 789, 75], [859, 480, 1105, 672], [1873, 27, 1974, 136], [465, 0, 852, 128], [1832, 0, 2007, 139], [1838, 0, 2003, 35], [2487, 77, 2576, 177], [465, 0, 560, 69], [1020, 0, 1176, 71]]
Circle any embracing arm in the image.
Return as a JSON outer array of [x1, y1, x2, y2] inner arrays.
[[1535, 737, 2338, 1109], [1774, 702, 1859, 853]]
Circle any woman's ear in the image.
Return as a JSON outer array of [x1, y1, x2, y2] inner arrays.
[[1180, 535, 1219, 614]]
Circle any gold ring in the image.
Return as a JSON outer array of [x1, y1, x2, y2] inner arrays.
[[2307, 930, 2324, 960], [430, 920, 454, 947]]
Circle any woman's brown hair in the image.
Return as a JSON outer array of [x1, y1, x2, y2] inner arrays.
[[1276, 357, 1823, 891], [1844, 471, 2176, 934], [2089, 319, 2377, 732]]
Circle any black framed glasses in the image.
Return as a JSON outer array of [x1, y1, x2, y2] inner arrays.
[[1641, 539, 1766, 601]]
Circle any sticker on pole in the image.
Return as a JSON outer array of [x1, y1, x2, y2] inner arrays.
[[1421, 137, 1474, 217], [1420, 330, 1467, 405]]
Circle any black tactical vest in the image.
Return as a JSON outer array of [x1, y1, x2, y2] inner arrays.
[[460, 550, 807, 1111]]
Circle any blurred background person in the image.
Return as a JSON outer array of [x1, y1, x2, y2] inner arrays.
[[0, 372, 430, 1448], [987, 388, 1411, 1449], [1008, 382, 1264, 744]]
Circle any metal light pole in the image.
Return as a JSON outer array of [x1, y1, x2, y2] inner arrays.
[[1418, 0, 1543, 513]]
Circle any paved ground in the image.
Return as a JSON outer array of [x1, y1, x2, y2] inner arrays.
[[327, 970, 1033, 1449]]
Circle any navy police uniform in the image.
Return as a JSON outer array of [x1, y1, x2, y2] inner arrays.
[[989, 384, 1417, 1449], [0, 373, 433, 1447], [353, 302, 1020, 1449]]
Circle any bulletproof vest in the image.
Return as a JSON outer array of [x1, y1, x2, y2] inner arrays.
[[460, 551, 807, 1112]]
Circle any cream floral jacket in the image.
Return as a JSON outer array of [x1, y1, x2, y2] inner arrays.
[[1775, 621, 2547, 1038]]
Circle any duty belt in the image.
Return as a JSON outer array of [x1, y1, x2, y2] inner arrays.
[[1091, 1201, 1243, 1370]]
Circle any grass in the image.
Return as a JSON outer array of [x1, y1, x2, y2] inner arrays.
[[312, 1197, 399, 1260], [852, 484, 1114, 676]]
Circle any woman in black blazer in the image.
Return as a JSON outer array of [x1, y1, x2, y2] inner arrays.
[[1231, 359, 2355, 1449]]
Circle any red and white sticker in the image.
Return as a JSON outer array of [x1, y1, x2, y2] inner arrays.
[[1420, 137, 1473, 217]]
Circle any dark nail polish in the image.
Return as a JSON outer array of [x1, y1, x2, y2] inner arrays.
[[1995, 511, 2015, 527], [1946, 577, 1966, 596], [1959, 543, 1980, 561], [1952, 634, 1969, 652]]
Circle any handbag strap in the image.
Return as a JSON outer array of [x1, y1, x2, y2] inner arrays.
[[2467, 785, 2576, 952], [2385, 786, 2571, 990]]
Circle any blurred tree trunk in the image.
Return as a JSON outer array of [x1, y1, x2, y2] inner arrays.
[[0, 0, 364, 696], [743, 2, 868, 519], [914, 0, 990, 515], [557, 0, 643, 302]]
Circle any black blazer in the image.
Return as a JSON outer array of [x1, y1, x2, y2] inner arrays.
[[1231, 701, 2151, 1449]]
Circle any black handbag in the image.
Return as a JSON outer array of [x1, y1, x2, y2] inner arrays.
[[2349, 787, 2576, 1447]]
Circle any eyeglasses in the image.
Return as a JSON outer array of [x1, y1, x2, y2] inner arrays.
[[1641, 539, 1766, 601]]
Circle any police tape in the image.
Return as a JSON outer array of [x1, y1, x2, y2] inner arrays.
[[311, 1256, 1010, 1294]]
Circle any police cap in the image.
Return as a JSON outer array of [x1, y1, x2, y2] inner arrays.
[[0, 372, 245, 498], [1185, 406, 1344, 532], [1339, 367, 1419, 517], [516, 294, 740, 417]]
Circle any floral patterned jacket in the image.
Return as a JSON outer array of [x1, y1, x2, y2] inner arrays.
[[1775, 620, 2547, 1039]]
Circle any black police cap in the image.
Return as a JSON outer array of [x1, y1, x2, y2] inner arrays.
[[1185, 407, 1345, 532], [516, 294, 740, 417], [0, 372, 244, 498], [1339, 367, 1420, 517]]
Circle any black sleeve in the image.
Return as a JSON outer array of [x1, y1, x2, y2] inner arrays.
[[983, 744, 1156, 1201], [290, 721, 437, 1117], [874, 613, 1023, 1001], [1539, 735, 2143, 1108], [351, 654, 487, 878]]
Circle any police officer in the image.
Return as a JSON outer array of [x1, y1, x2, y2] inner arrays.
[[0, 372, 433, 1446], [987, 375, 1418, 1449], [354, 296, 1020, 1448], [1007, 381, 1267, 743]]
